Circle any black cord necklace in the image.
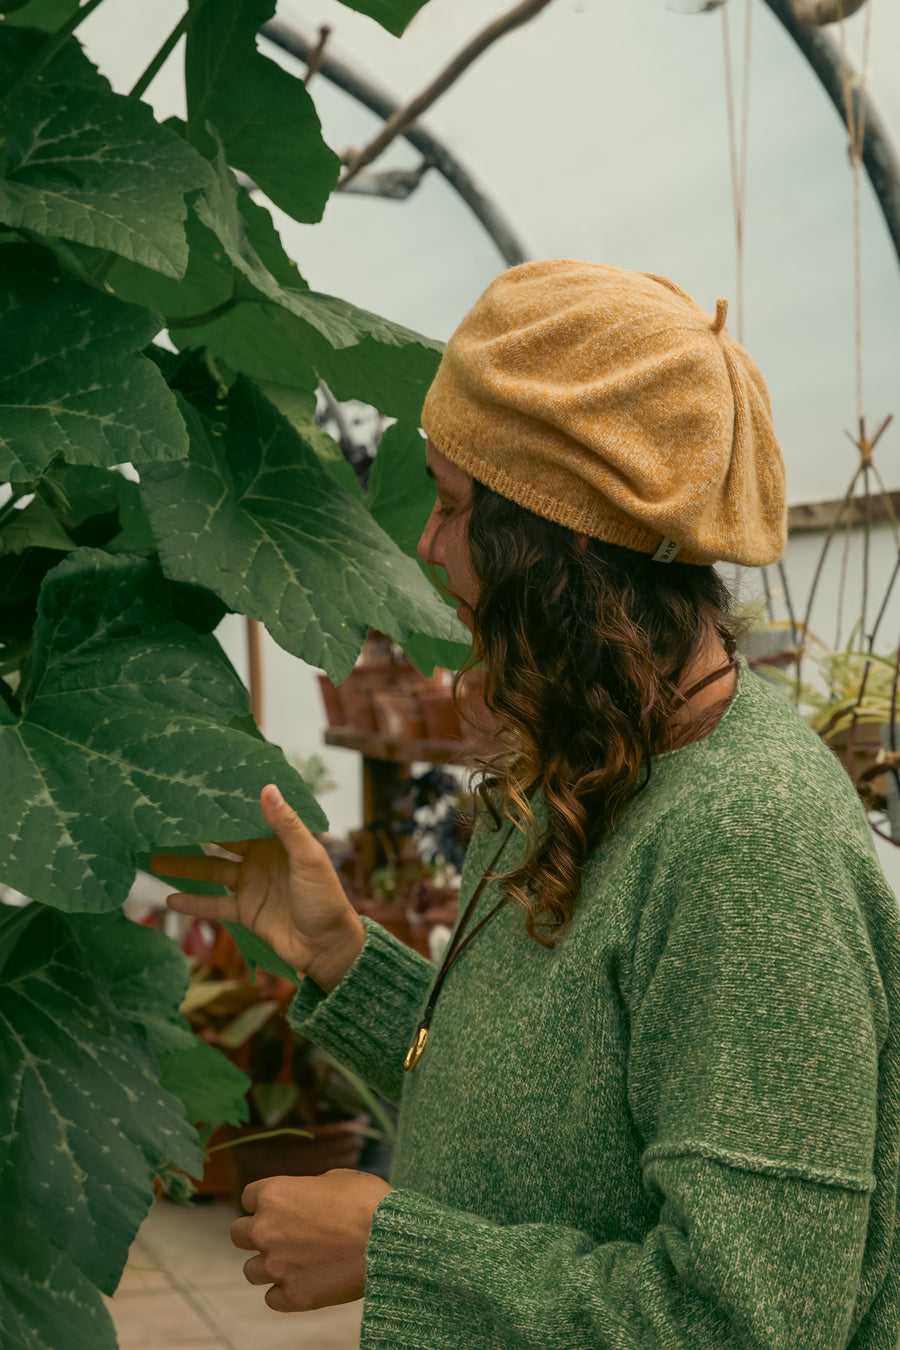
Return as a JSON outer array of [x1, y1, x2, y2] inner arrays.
[[404, 824, 514, 1073], [403, 652, 738, 1074]]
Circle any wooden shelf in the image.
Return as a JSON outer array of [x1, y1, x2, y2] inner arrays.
[[323, 727, 474, 765]]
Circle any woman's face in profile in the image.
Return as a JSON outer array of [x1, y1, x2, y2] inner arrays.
[[417, 440, 477, 628]]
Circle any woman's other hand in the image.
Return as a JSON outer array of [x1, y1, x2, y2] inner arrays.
[[151, 784, 365, 986]]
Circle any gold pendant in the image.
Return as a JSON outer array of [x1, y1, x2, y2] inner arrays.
[[404, 1024, 429, 1073]]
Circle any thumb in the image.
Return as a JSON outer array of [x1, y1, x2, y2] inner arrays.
[[260, 784, 317, 856]]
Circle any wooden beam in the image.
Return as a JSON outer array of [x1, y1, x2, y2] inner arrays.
[[788, 489, 900, 534]]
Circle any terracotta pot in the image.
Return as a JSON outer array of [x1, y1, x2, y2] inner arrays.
[[226, 1113, 373, 1200], [337, 661, 420, 734], [419, 686, 462, 740], [189, 1126, 238, 1199], [825, 720, 888, 802], [317, 674, 345, 728], [372, 688, 427, 739], [338, 675, 379, 732]]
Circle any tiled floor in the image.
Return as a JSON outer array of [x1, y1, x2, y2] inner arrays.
[[105, 1198, 363, 1350]]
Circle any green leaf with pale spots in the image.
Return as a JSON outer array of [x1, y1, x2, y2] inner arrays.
[[0, 1218, 117, 1350], [0, 548, 327, 912], [0, 904, 201, 1299], [0, 78, 213, 276], [80, 910, 251, 1126], [0, 244, 187, 479], [140, 378, 469, 682]]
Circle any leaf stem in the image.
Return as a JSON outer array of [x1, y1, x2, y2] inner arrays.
[[1, 0, 110, 106], [206, 1126, 315, 1154], [130, 9, 190, 101], [167, 296, 242, 330]]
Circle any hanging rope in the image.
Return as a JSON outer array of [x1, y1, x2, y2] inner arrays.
[[720, 0, 753, 343]]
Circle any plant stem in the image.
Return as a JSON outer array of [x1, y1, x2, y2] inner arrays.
[[339, 0, 555, 188], [1, 0, 109, 106], [167, 295, 242, 330], [206, 1127, 315, 1154], [130, 9, 190, 101]]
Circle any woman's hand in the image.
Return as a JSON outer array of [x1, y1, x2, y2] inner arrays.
[[151, 784, 364, 982], [232, 1169, 393, 1312]]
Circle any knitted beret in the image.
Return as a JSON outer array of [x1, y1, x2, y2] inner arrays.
[[420, 259, 787, 567]]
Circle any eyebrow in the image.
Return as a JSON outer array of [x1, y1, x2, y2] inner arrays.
[[425, 465, 435, 480]]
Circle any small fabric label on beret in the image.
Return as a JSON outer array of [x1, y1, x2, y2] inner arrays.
[[652, 537, 682, 563]]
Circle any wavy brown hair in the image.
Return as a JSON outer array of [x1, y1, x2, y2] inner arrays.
[[451, 480, 742, 950]]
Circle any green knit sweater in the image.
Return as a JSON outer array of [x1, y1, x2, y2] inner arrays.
[[288, 659, 900, 1349]]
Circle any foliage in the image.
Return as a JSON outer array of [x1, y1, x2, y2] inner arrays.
[[758, 632, 899, 738], [0, 1, 469, 1343]]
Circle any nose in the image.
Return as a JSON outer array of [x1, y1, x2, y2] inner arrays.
[[417, 505, 439, 566]]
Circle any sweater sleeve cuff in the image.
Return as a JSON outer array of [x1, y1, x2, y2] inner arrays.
[[285, 915, 436, 1106]]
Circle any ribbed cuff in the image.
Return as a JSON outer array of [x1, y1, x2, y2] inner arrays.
[[286, 916, 435, 1108]]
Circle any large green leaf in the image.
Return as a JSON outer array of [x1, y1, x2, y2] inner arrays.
[[0, 903, 201, 1297], [3, 1, 82, 31], [0, 243, 187, 479], [80, 907, 252, 1124], [88, 150, 310, 322], [140, 378, 468, 681], [367, 421, 472, 674], [171, 143, 444, 422], [185, 0, 341, 224], [0, 80, 213, 277], [367, 420, 433, 556], [221, 920, 299, 982], [0, 1219, 116, 1350], [0, 548, 328, 911], [257, 381, 363, 499], [0, 497, 76, 555], [171, 273, 443, 426], [157, 1039, 251, 1129], [333, 0, 433, 36], [0, 22, 109, 88]]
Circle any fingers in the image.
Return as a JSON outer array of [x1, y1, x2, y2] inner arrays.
[[259, 785, 318, 857], [150, 854, 239, 887], [243, 1255, 270, 1286], [214, 841, 248, 856], [264, 1285, 293, 1313], [240, 1179, 261, 1215], [231, 1215, 256, 1249], [164, 892, 240, 922]]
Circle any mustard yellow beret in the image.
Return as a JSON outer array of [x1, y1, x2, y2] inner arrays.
[[421, 259, 787, 567]]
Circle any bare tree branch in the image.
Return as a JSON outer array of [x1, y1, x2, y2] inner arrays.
[[337, 0, 555, 189], [304, 25, 331, 86], [260, 18, 531, 265]]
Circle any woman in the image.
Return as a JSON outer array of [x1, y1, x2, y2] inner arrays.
[[153, 261, 900, 1349]]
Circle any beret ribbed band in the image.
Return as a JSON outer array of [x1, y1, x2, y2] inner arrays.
[[420, 260, 787, 567]]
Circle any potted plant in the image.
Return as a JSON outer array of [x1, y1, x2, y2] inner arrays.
[[758, 636, 899, 809], [177, 922, 394, 1202]]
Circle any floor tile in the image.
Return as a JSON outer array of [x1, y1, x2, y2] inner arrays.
[[189, 1282, 363, 1350], [117, 1199, 363, 1350], [137, 1201, 246, 1290], [104, 1288, 216, 1347], [126, 1344, 227, 1350]]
